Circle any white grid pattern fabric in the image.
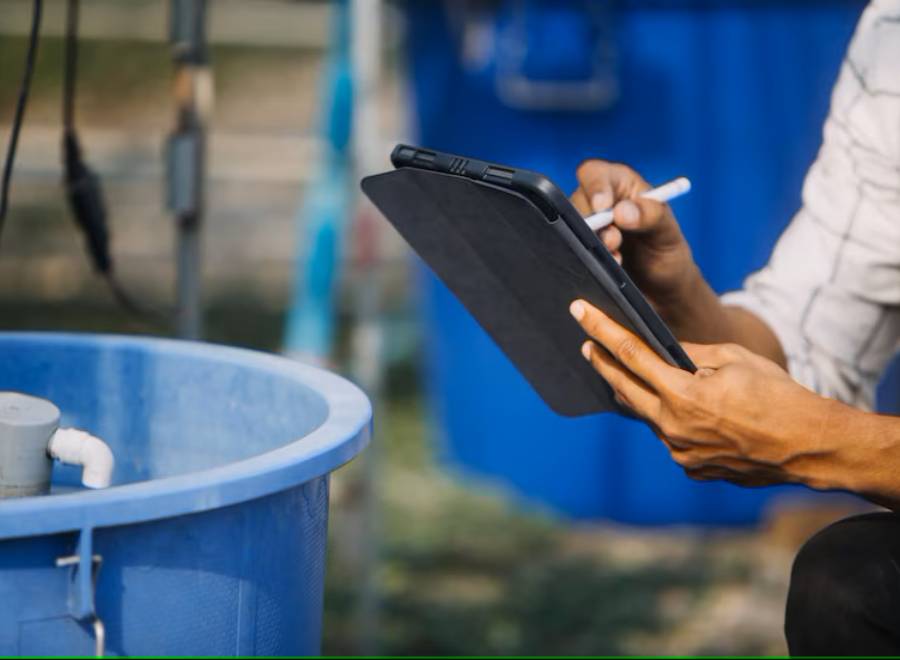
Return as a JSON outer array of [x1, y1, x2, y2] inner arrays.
[[721, 0, 900, 410]]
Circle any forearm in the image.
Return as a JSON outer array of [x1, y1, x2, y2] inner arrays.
[[814, 407, 900, 512], [769, 393, 900, 511], [657, 265, 787, 368], [733, 389, 900, 510]]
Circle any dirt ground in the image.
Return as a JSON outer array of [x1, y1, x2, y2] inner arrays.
[[323, 395, 872, 657]]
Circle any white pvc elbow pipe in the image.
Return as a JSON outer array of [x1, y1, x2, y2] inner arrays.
[[47, 428, 115, 489]]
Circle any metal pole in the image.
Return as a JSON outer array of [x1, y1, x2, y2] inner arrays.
[[176, 226, 202, 338], [350, 0, 384, 654], [167, 0, 211, 340]]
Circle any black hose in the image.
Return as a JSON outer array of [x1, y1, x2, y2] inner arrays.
[[0, 0, 43, 243]]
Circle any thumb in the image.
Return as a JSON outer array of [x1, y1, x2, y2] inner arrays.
[[613, 197, 686, 249], [612, 197, 671, 232], [682, 342, 748, 370]]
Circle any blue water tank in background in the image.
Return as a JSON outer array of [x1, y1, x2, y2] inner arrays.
[[404, 0, 869, 524], [0, 334, 370, 655]]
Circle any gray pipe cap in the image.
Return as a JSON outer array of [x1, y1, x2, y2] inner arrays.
[[0, 392, 60, 498]]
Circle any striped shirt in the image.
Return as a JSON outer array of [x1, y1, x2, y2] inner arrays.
[[721, 0, 900, 410]]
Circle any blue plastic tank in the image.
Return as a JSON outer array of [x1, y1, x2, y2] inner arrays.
[[404, 0, 868, 524], [0, 333, 371, 656]]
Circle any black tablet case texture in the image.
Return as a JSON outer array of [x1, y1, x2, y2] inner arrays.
[[362, 167, 630, 417]]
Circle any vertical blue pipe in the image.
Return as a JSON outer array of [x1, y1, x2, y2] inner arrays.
[[284, 0, 354, 361]]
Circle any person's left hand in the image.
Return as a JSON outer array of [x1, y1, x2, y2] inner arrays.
[[569, 299, 843, 489]]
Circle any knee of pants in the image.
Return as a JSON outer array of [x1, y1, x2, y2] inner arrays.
[[786, 513, 898, 636]]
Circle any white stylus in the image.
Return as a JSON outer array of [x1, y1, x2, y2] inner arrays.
[[583, 176, 692, 232]]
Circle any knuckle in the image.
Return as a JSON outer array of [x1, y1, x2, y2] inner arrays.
[[720, 343, 745, 361], [615, 337, 640, 362], [671, 451, 698, 470], [684, 467, 712, 482], [668, 381, 722, 432], [576, 159, 605, 181], [684, 379, 714, 408], [662, 424, 685, 444], [657, 414, 682, 440], [570, 193, 591, 214], [610, 162, 649, 191], [608, 161, 637, 179], [661, 380, 696, 411]]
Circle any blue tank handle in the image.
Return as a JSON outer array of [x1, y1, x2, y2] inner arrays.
[[54, 527, 104, 654], [494, 0, 619, 111]]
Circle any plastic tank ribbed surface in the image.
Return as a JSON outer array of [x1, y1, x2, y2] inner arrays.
[[0, 333, 371, 656]]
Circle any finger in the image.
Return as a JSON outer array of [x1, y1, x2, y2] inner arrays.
[[681, 342, 748, 370], [684, 466, 773, 488], [651, 425, 682, 454], [612, 198, 668, 233], [570, 188, 592, 216], [575, 161, 614, 211], [571, 300, 686, 391], [583, 340, 660, 420], [600, 226, 622, 252], [612, 251, 622, 265], [575, 160, 649, 211], [674, 450, 747, 479], [683, 466, 737, 483], [592, 189, 614, 214], [673, 448, 774, 486]]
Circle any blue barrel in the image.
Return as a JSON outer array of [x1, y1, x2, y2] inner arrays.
[[405, 0, 867, 524], [0, 333, 371, 656]]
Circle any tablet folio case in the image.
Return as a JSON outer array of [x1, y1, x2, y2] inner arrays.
[[362, 167, 628, 417]]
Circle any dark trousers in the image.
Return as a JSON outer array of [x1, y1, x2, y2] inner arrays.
[[786, 512, 900, 656]]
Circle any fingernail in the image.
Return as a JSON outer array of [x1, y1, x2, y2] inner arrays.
[[617, 201, 640, 228], [581, 341, 592, 360], [591, 192, 612, 212], [569, 300, 585, 320]]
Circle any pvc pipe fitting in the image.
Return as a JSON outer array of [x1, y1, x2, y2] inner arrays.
[[48, 428, 115, 489]]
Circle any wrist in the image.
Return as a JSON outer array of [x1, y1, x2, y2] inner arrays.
[[827, 407, 900, 508], [790, 398, 893, 499], [654, 263, 714, 335]]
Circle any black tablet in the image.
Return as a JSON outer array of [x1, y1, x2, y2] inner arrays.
[[361, 144, 695, 417]]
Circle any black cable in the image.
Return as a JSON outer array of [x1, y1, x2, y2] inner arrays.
[[0, 0, 43, 242], [63, 0, 79, 134], [62, 0, 171, 330], [62, 0, 111, 275]]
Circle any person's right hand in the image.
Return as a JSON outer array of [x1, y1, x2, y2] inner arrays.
[[570, 160, 698, 314]]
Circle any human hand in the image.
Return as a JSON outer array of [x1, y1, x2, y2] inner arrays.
[[570, 160, 698, 313], [569, 298, 843, 489]]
